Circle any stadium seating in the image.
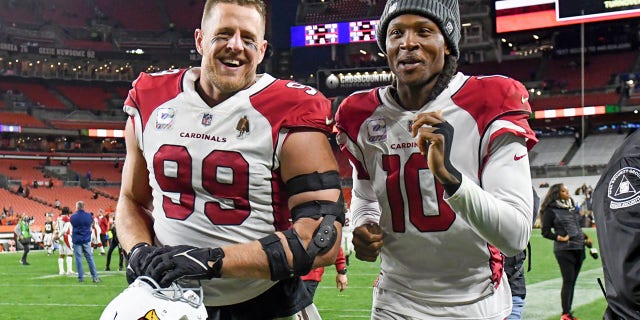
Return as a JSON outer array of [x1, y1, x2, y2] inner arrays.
[[0, 159, 46, 181], [529, 136, 575, 167], [543, 51, 637, 92], [92, 186, 121, 199], [0, 188, 54, 230], [41, 0, 93, 28], [69, 160, 123, 182], [0, 81, 67, 110], [459, 57, 541, 83], [114, 85, 130, 100], [95, 0, 166, 31], [568, 133, 627, 166], [163, 0, 204, 31], [0, 112, 47, 128], [0, 1, 40, 25], [27, 185, 117, 214], [55, 84, 114, 111]]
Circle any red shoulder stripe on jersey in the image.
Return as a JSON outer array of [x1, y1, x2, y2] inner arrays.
[[125, 69, 187, 131], [250, 79, 333, 148], [340, 145, 370, 180], [335, 88, 381, 144], [452, 76, 535, 140]]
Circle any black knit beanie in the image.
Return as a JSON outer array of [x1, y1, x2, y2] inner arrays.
[[376, 0, 461, 57]]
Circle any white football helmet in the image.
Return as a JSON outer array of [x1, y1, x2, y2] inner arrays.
[[100, 276, 208, 320]]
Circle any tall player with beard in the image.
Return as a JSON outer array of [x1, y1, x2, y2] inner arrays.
[[335, 0, 537, 318], [115, 1, 343, 319]]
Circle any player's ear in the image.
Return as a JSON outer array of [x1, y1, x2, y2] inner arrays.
[[195, 29, 204, 56], [257, 40, 269, 64]]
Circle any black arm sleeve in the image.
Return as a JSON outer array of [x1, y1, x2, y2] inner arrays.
[[540, 207, 557, 241]]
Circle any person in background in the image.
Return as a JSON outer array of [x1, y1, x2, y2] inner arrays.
[[116, 0, 342, 318], [98, 210, 110, 249], [55, 206, 74, 275], [91, 212, 105, 255], [540, 184, 585, 320], [14, 213, 32, 265], [505, 188, 540, 320], [592, 130, 640, 319], [105, 215, 123, 271], [43, 213, 55, 256], [301, 247, 348, 298], [70, 201, 100, 283], [341, 202, 354, 266], [335, 0, 536, 318]]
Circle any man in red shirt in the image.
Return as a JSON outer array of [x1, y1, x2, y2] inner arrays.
[[98, 210, 110, 249], [301, 247, 348, 298]]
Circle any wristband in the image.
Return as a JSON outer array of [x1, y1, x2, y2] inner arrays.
[[126, 242, 150, 260]]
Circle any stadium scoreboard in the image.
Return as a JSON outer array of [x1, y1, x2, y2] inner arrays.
[[495, 0, 640, 33], [557, 0, 640, 21], [291, 20, 379, 47]]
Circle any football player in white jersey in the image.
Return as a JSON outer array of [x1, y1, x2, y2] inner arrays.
[[91, 212, 105, 255], [115, 1, 343, 319], [54, 206, 74, 275], [341, 203, 354, 264], [335, 0, 537, 319]]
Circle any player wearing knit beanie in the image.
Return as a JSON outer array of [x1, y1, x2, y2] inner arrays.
[[376, 0, 461, 57]]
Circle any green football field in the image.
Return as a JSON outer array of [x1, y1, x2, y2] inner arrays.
[[0, 228, 607, 319]]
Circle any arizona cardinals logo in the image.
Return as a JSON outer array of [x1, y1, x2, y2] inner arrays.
[[139, 309, 160, 320], [236, 116, 250, 137]]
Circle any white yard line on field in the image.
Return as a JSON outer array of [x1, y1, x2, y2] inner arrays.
[[523, 268, 605, 319]]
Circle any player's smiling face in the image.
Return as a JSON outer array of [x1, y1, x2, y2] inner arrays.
[[196, 3, 267, 95], [385, 14, 449, 88]]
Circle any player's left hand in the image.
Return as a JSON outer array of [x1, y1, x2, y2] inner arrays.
[[411, 111, 462, 195], [145, 245, 225, 288], [336, 274, 347, 292]]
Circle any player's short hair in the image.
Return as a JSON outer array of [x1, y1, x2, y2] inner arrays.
[[201, 0, 267, 28]]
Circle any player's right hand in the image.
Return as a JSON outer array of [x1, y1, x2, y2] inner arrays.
[[126, 243, 167, 284], [352, 223, 383, 262]]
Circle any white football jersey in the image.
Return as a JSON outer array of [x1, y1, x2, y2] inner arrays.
[[55, 216, 72, 247], [124, 68, 333, 306], [336, 73, 537, 318]]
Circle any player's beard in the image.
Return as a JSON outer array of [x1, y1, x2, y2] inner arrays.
[[207, 63, 256, 94]]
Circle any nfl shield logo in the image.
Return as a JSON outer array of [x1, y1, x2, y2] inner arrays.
[[202, 113, 213, 126]]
